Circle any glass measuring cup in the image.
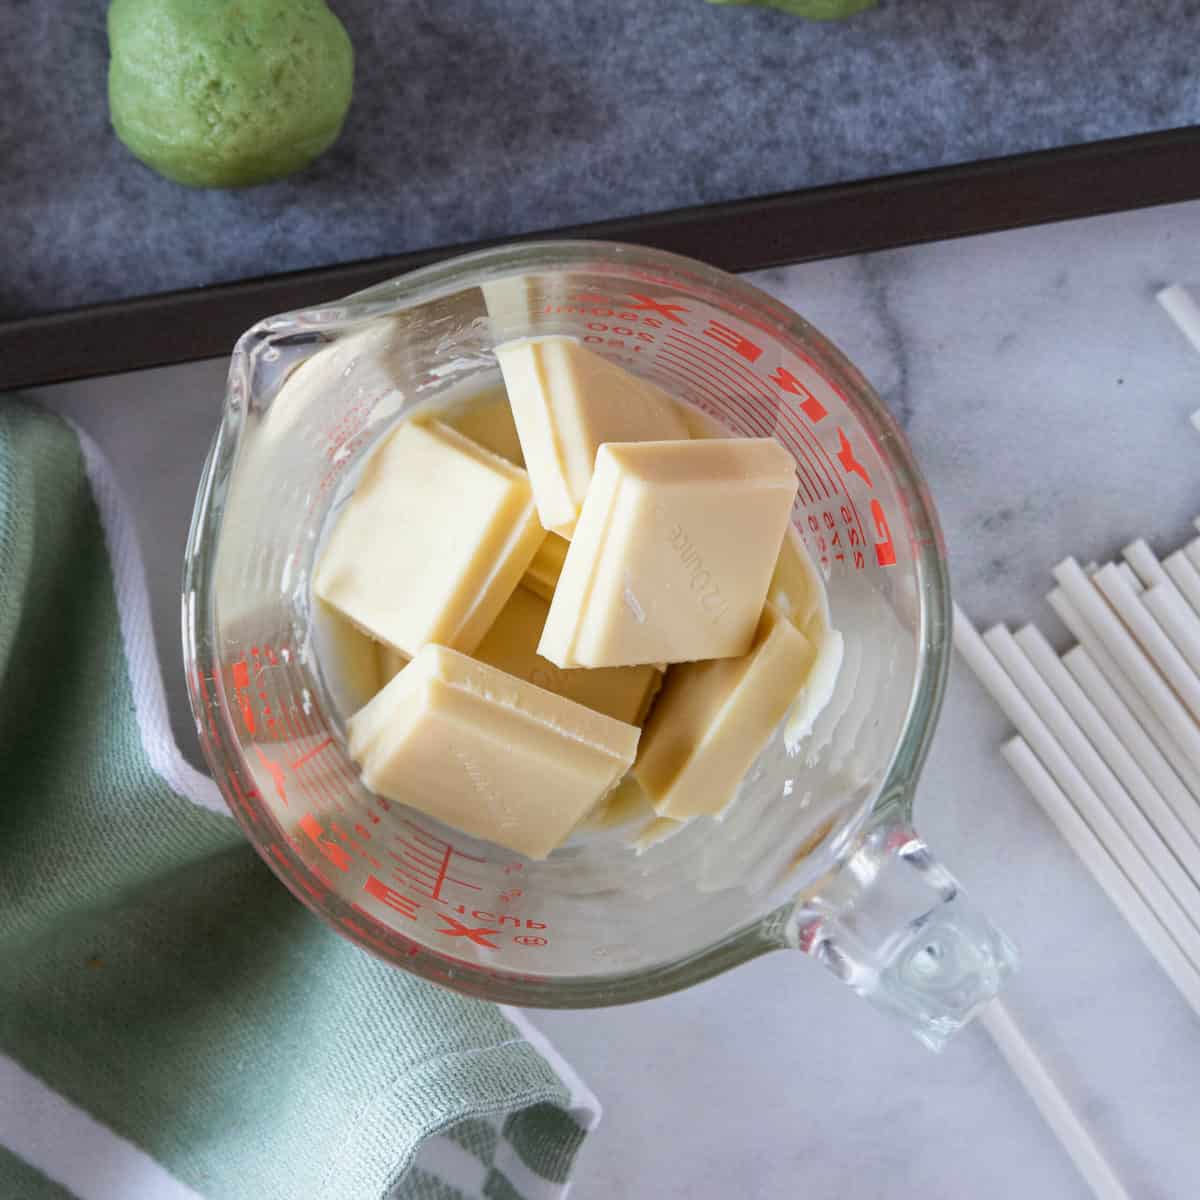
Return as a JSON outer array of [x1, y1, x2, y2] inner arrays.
[[183, 241, 1016, 1050]]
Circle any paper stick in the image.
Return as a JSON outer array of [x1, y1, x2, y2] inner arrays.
[[1000, 737, 1200, 1018], [1157, 284, 1200, 355], [953, 607, 1200, 969], [1092, 564, 1200, 726], [981, 1000, 1133, 1200], [1123, 539, 1167, 589], [1142, 583, 1200, 681], [985, 623, 1200, 919], [1014, 624, 1200, 878], [1164, 551, 1200, 619], [1062, 645, 1200, 840], [1050, 587, 1200, 799], [1055, 559, 1200, 773], [1117, 563, 1143, 594]]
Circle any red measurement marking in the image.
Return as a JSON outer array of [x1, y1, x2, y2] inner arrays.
[[704, 319, 763, 363], [435, 913, 500, 949], [654, 348, 789, 462], [680, 331, 841, 498], [667, 333, 782, 435], [386, 821, 485, 901], [281, 701, 307, 746], [797, 920, 822, 955], [668, 329, 869, 546], [836, 428, 874, 488], [329, 819, 375, 868], [363, 874, 421, 919], [669, 329, 835, 494], [643, 361, 785, 481], [871, 498, 897, 567], [401, 819, 485, 860], [291, 737, 334, 771], [254, 745, 289, 806], [231, 661, 256, 734], [627, 293, 689, 324], [654, 346, 769, 425], [658, 343, 826, 504], [653, 347, 761, 420], [299, 738, 342, 815], [307, 691, 365, 793], [302, 716, 350, 816], [513, 935, 547, 948], [394, 837, 441, 867], [770, 366, 828, 423], [299, 811, 351, 871], [387, 850, 438, 880], [680, 331, 833, 457], [387, 849, 482, 900], [293, 694, 354, 816]]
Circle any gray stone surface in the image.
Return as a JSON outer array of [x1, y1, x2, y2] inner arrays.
[[3, 0, 1198, 317]]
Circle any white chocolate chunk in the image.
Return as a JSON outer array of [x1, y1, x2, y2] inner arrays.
[[582, 773, 654, 831], [495, 337, 690, 537], [376, 643, 408, 687], [634, 816, 687, 854], [474, 585, 661, 725], [314, 600, 381, 715], [348, 645, 639, 859], [482, 274, 547, 340], [521, 532, 569, 600], [633, 605, 815, 818], [314, 419, 543, 658], [768, 526, 822, 631], [539, 439, 798, 668], [443, 388, 525, 465]]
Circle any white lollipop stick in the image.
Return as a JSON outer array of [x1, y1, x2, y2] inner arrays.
[[1000, 737, 1200, 1019], [1015, 624, 1200, 871], [1117, 563, 1143, 594], [1157, 284, 1200, 355], [981, 999, 1132, 1200], [1049, 588, 1200, 799], [1055, 559, 1200, 774], [985, 623, 1200, 920], [1142, 583, 1200, 681], [1123, 543, 1200, 663], [1122, 539, 1167, 589], [1164, 551, 1200, 619], [1093, 564, 1200, 726], [1062, 646, 1200, 842], [953, 607, 1200, 970]]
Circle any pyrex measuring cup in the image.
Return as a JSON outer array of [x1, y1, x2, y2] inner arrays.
[[183, 241, 1016, 1049]]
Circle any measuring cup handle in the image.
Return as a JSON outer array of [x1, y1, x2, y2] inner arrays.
[[785, 818, 1017, 1051]]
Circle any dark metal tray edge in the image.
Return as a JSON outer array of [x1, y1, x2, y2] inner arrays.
[[5, 126, 1199, 391]]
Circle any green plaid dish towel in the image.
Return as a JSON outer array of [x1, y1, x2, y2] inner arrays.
[[0, 399, 599, 1200]]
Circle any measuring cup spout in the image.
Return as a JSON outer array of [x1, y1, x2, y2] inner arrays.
[[785, 816, 1017, 1050]]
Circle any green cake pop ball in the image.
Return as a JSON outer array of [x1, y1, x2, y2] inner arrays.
[[107, 0, 354, 188]]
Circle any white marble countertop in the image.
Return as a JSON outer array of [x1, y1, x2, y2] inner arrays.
[[33, 198, 1200, 1199]]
